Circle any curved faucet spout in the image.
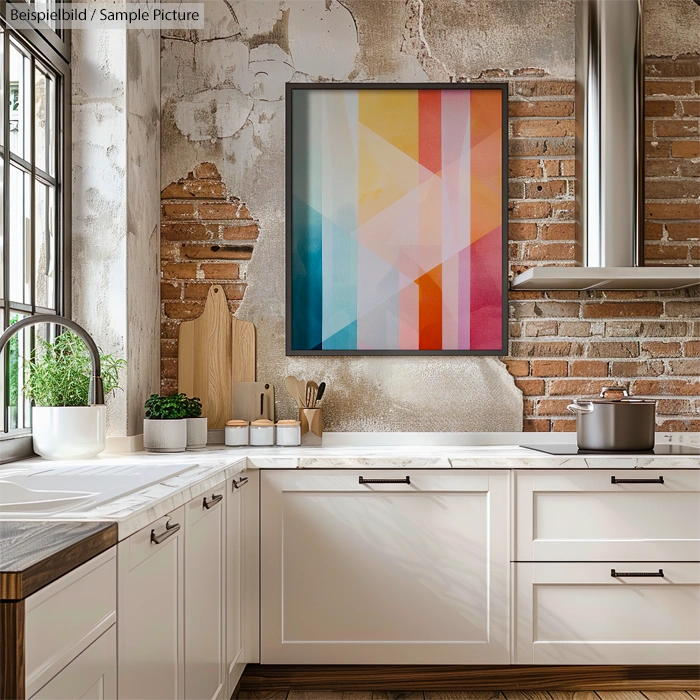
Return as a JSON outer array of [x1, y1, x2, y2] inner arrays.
[[0, 315, 104, 405]]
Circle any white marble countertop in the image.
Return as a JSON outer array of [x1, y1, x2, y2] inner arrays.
[[1, 441, 698, 539]]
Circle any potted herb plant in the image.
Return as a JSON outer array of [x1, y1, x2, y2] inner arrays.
[[23, 331, 126, 460], [183, 396, 207, 451], [143, 393, 188, 453]]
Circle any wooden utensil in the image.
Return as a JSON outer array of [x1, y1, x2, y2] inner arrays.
[[307, 380, 318, 408], [232, 382, 275, 422], [297, 378, 308, 408], [178, 285, 232, 430], [232, 318, 255, 383], [285, 376, 303, 408]]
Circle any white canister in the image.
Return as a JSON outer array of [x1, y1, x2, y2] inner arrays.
[[276, 419, 301, 446], [249, 419, 275, 446], [225, 420, 249, 446]]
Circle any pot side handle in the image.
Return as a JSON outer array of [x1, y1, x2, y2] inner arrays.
[[567, 402, 594, 414]]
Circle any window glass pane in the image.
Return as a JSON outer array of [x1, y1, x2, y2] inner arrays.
[[9, 42, 31, 161], [0, 29, 4, 149], [47, 74, 55, 177], [35, 69, 46, 173], [35, 182, 55, 310], [9, 165, 31, 304], [7, 312, 31, 430]]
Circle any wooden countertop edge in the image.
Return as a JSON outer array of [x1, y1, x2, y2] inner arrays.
[[0, 523, 118, 600]]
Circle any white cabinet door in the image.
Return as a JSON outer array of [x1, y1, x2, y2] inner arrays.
[[118, 507, 185, 700], [225, 475, 247, 696], [261, 469, 510, 664], [514, 562, 700, 665], [515, 470, 700, 561], [184, 485, 226, 700], [31, 625, 116, 700]]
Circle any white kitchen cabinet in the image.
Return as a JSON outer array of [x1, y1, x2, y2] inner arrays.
[[30, 626, 116, 700], [184, 483, 226, 700], [260, 469, 510, 664], [514, 561, 700, 665], [26, 548, 116, 700], [225, 474, 248, 696], [516, 470, 700, 561], [118, 506, 185, 700]]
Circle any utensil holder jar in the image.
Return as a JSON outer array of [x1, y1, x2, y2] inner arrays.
[[299, 408, 322, 446]]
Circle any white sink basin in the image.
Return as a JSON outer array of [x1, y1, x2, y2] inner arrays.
[[0, 481, 97, 514]]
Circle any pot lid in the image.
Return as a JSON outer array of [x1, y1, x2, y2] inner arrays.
[[226, 419, 249, 426], [574, 386, 656, 405], [251, 419, 274, 426]]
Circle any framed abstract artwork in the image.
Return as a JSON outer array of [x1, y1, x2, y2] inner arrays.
[[286, 82, 508, 356]]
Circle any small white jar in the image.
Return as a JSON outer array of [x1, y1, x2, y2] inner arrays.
[[249, 419, 275, 446], [225, 419, 249, 447], [276, 420, 301, 447]]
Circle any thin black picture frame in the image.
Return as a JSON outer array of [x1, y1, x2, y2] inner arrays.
[[285, 81, 509, 357]]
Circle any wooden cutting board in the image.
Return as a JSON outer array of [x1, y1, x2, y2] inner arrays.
[[232, 382, 274, 423], [178, 285, 232, 430], [232, 318, 255, 383]]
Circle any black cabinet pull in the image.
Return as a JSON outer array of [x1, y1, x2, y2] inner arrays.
[[359, 476, 410, 485], [611, 476, 664, 484], [203, 493, 223, 509], [150, 520, 180, 545], [232, 476, 249, 490], [611, 568, 664, 578]]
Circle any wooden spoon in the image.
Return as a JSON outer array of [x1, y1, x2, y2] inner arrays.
[[285, 376, 303, 408]]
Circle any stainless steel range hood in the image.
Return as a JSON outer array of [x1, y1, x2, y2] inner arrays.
[[511, 0, 699, 291]]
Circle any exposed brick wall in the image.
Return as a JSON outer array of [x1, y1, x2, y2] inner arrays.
[[160, 163, 258, 395], [505, 55, 700, 432]]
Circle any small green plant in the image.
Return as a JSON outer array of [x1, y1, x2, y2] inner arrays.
[[23, 331, 125, 407], [183, 396, 203, 418], [145, 393, 187, 420]]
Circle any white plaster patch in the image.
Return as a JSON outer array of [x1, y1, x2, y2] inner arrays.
[[174, 87, 254, 141], [287, 0, 358, 80], [249, 44, 294, 101], [230, 0, 285, 37], [196, 0, 240, 41], [194, 40, 251, 92]]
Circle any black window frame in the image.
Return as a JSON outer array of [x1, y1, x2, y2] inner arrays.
[[0, 1, 70, 435]]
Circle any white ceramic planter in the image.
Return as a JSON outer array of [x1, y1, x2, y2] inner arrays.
[[186, 417, 208, 451], [143, 418, 187, 453], [32, 405, 106, 460]]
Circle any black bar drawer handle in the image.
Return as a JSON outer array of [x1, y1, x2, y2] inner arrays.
[[611, 476, 664, 484], [611, 568, 664, 578], [151, 520, 180, 545], [203, 493, 223, 509], [359, 476, 410, 485], [232, 476, 249, 490]]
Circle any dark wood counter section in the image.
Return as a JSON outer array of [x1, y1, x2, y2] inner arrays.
[[0, 520, 117, 600]]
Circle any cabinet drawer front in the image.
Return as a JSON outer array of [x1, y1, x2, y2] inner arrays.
[[261, 470, 510, 664], [30, 625, 116, 700], [516, 470, 700, 561], [26, 549, 116, 697], [515, 562, 700, 665]]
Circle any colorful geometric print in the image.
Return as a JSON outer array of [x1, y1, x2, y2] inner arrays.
[[290, 87, 504, 353]]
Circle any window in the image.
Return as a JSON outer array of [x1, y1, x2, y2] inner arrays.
[[0, 6, 69, 434]]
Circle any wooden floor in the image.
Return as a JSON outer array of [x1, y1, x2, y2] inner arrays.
[[238, 691, 700, 699]]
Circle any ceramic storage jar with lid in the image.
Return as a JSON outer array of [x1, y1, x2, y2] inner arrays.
[[276, 419, 301, 446], [250, 419, 275, 446], [225, 419, 249, 446]]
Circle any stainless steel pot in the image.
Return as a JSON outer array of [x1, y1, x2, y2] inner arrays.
[[567, 386, 656, 451]]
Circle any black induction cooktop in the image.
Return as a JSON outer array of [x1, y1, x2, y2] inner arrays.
[[521, 444, 700, 456]]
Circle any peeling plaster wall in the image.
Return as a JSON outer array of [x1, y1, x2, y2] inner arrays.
[[159, 0, 697, 432], [73, 15, 161, 436]]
